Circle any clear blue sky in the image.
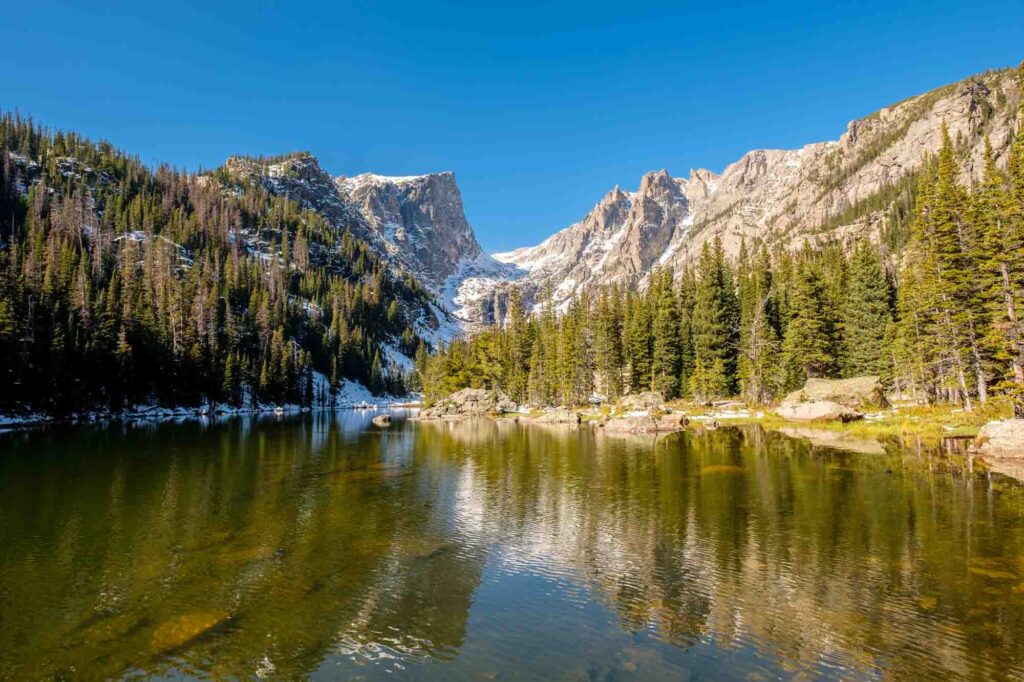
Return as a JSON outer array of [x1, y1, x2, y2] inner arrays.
[[2, 2, 1022, 252]]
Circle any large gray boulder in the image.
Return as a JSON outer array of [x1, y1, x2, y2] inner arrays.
[[781, 376, 888, 410], [776, 400, 862, 423], [619, 391, 667, 413], [416, 388, 517, 420], [973, 420, 1024, 459]]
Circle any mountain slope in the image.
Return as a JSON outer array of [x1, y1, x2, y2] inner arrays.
[[0, 121, 440, 414]]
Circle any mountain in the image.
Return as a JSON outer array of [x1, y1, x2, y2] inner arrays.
[[461, 66, 1022, 317], [220, 155, 508, 321], [221, 65, 1021, 329]]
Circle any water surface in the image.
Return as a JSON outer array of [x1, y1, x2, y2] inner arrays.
[[2, 413, 1024, 680]]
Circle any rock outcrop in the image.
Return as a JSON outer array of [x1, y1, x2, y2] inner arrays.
[[416, 388, 517, 420], [619, 391, 668, 414], [775, 401, 863, 423], [781, 376, 889, 410], [371, 414, 392, 427], [973, 420, 1024, 459], [336, 172, 484, 290]]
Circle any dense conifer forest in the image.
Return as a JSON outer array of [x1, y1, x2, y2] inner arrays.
[[0, 114, 433, 415], [422, 102, 1024, 416]]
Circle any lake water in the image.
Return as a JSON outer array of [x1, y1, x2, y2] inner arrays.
[[2, 412, 1024, 680]]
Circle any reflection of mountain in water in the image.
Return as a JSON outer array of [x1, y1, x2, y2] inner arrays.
[[1, 416, 1023, 679]]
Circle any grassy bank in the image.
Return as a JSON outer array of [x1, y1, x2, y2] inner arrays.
[[669, 399, 1011, 443]]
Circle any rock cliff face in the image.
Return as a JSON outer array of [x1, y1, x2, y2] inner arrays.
[[336, 172, 484, 290], [221, 156, 491, 296]]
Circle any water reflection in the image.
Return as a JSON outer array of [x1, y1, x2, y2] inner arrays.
[[1, 415, 1023, 679]]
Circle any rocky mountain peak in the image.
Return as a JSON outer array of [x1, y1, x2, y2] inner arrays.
[[460, 65, 1023, 327], [336, 171, 483, 290], [216, 158, 486, 312]]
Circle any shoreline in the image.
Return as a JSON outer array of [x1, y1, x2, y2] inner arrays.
[[0, 401, 423, 432]]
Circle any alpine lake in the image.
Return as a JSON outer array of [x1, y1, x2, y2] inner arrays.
[[2, 411, 1024, 680]]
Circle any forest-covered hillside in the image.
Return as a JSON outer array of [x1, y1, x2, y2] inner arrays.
[[0, 114, 437, 415]]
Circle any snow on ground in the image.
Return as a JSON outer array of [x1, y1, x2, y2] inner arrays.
[[415, 300, 463, 346], [437, 253, 524, 329], [0, 377, 420, 431], [383, 343, 415, 373]]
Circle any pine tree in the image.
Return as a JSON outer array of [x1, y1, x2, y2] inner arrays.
[[650, 269, 682, 398], [591, 287, 624, 399], [781, 260, 839, 387], [625, 290, 652, 392], [689, 239, 736, 399], [975, 136, 1024, 415], [737, 242, 781, 403], [842, 242, 893, 378]]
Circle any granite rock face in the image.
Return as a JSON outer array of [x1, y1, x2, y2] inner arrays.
[[336, 172, 484, 290]]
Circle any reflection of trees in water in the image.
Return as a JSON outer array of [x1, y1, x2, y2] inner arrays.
[[0, 414, 486, 679], [414, 421, 1024, 679], [2, 417, 1024, 679]]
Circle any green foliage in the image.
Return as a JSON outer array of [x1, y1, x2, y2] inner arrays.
[[0, 112, 428, 414], [842, 243, 893, 378], [781, 260, 839, 388]]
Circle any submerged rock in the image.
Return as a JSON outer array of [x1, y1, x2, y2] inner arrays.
[[781, 376, 888, 410], [151, 611, 229, 653], [371, 414, 392, 427], [775, 400, 862, 423], [415, 388, 517, 420], [974, 419, 1024, 459]]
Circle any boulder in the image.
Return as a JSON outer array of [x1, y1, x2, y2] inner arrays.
[[371, 414, 392, 427], [775, 400, 862, 423], [657, 412, 689, 430], [973, 419, 1024, 459], [415, 388, 518, 420], [531, 407, 581, 424], [781, 376, 888, 410], [619, 391, 667, 413], [605, 415, 659, 433]]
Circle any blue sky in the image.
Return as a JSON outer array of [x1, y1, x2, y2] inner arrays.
[[2, 2, 1022, 252]]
